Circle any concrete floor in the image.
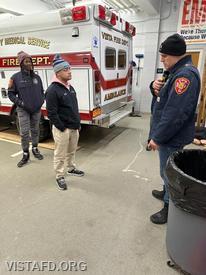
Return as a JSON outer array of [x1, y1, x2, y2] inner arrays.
[[0, 114, 185, 275]]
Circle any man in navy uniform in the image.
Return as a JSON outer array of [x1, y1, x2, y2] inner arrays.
[[148, 34, 201, 224], [8, 51, 44, 167]]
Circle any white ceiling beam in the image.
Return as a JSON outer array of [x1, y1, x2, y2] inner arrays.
[[109, 0, 125, 9], [0, 8, 22, 15], [132, 0, 160, 15], [0, 0, 49, 15]]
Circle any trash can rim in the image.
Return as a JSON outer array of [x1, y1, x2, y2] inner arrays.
[[169, 149, 206, 186]]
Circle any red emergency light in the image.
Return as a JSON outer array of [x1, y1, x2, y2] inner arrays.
[[124, 21, 136, 36], [110, 13, 116, 25], [96, 5, 116, 26], [72, 6, 87, 21], [125, 21, 130, 32], [98, 5, 106, 20], [94, 5, 136, 36]]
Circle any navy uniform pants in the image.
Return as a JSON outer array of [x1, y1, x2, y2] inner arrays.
[[16, 107, 41, 152], [158, 145, 183, 204]]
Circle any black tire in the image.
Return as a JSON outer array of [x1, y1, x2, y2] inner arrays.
[[39, 117, 51, 142]]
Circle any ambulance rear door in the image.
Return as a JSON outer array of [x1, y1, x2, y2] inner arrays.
[[100, 25, 130, 112]]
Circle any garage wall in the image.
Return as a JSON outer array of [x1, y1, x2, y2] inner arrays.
[[1, 1, 205, 113], [123, 0, 180, 113]]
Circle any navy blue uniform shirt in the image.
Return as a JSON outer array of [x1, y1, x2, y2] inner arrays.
[[8, 70, 44, 114], [150, 55, 200, 147]]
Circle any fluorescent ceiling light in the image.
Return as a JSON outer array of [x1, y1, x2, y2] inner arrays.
[[109, 0, 125, 9]]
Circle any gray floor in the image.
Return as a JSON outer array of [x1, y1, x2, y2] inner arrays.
[[0, 114, 186, 275]]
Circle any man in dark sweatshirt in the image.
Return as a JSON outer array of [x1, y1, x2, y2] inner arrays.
[[46, 54, 84, 191], [8, 51, 44, 167]]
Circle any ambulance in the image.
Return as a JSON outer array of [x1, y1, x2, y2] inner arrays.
[[0, 3, 136, 140]]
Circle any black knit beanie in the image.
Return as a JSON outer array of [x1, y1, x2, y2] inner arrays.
[[159, 34, 186, 56]]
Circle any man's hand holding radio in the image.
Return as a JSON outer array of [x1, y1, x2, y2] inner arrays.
[[152, 79, 164, 96]]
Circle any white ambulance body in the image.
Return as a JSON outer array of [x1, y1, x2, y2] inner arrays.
[[0, 4, 135, 139]]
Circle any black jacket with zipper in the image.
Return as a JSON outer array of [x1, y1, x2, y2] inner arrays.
[[46, 82, 80, 131]]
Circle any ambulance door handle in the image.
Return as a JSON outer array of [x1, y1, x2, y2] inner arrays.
[[117, 73, 119, 79]]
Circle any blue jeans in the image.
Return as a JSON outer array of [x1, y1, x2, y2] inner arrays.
[[159, 145, 183, 204]]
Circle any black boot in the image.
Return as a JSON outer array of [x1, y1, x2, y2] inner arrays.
[[32, 147, 43, 160], [150, 203, 168, 224], [17, 152, 30, 168], [152, 188, 165, 201]]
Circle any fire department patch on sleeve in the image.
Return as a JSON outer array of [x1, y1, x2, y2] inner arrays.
[[8, 79, 13, 88], [175, 77, 190, 95]]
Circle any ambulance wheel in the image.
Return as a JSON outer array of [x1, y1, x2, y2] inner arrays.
[[39, 117, 51, 142]]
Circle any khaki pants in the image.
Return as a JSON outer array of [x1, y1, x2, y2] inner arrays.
[[52, 126, 79, 179]]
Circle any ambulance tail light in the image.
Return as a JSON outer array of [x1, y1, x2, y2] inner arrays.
[[95, 82, 101, 93], [130, 69, 133, 85], [72, 6, 88, 21], [92, 107, 102, 118], [94, 70, 100, 82], [94, 70, 101, 93], [94, 70, 101, 106]]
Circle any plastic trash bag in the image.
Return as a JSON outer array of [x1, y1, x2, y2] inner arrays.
[[166, 149, 206, 218]]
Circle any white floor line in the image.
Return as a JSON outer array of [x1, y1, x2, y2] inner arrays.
[[122, 132, 149, 181], [11, 148, 32, 158], [11, 151, 23, 157], [0, 138, 20, 145], [122, 132, 144, 173]]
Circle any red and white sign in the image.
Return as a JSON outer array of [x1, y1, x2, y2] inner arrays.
[[178, 0, 206, 43]]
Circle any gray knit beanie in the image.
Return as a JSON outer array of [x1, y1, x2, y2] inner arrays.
[[53, 54, 70, 73]]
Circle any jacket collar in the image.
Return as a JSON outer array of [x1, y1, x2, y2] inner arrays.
[[169, 55, 192, 74], [52, 74, 70, 89], [21, 68, 34, 77]]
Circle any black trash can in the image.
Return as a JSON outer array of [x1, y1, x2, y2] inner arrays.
[[165, 149, 206, 275]]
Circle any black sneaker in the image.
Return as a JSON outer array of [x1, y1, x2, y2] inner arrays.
[[67, 168, 84, 177], [56, 177, 67, 190], [152, 189, 165, 201], [150, 204, 168, 224], [17, 152, 30, 168], [32, 147, 43, 160]]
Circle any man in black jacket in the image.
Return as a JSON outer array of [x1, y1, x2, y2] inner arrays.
[[8, 51, 44, 167], [46, 54, 84, 190]]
